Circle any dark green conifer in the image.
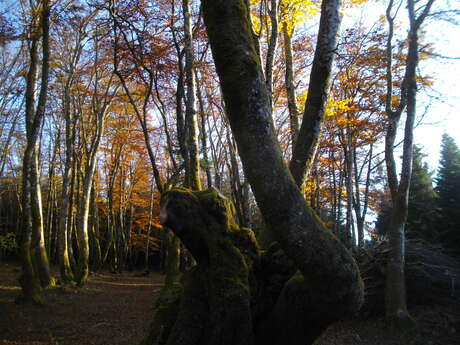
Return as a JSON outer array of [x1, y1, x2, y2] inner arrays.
[[406, 145, 438, 241], [435, 134, 460, 253]]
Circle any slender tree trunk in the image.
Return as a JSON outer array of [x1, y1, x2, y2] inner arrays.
[[289, 0, 342, 186], [197, 80, 213, 189], [384, 0, 435, 328], [76, 119, 104, 285], [18, 0, 53, 302], [31, 146, 53, 287], [144, 184, 155, 272], [265, 0, 278, 108], [345, 127, 355, 249], [282, 22, 299, 148], [58, 144, 74, 281], [183, 0, 201, 190], [90, 183, 102, 270]]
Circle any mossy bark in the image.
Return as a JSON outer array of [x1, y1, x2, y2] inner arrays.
[[201, 0, 362, 317], [18, 0, 53, 302], [146, 187, 362, 345], [145, 188, 255, 345]]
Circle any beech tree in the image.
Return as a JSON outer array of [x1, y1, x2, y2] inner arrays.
[[18, 0, 54, 303], [383, 0, 435, 328], [144, 1, 364, 344]]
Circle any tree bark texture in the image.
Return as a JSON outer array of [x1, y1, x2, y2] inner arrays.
[[183, 0, 201, 190], [146, 187, 361, 345], [138, 1, 368, 344], [289, 0, 342, 186], [282, 22, 299, 148], [201, 0, 362, 316], [383, 0, 435, 328], [18, 0, 53, 303]]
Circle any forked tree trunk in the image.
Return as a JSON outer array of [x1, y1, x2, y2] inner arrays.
[[142, 0, 363, 344], [383, 0, 435, 328], [201, 0, 362, 313]]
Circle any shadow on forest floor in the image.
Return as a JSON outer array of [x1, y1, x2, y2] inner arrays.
[[0, 263, 164, 345], [1, 262, 459, 345]]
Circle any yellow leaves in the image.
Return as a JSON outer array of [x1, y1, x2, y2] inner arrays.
[[250, 0, 319, 35], [343, 0, 369, 7], [390, 95, 400, 108], [326, 98, 354, 118], [280, 0, 320, 35], [303, 179, 317, 196]]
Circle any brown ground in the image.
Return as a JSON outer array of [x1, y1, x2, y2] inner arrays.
[[0, 263, 163, 345], [1, 263, 459, 345]]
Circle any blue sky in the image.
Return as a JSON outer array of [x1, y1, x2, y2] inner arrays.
[[344, 1, 460, 173]]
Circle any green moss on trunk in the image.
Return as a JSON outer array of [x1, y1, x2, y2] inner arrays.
[[156, 187, 255, 345]]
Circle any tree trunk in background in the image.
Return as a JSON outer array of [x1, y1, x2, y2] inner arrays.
[[265, 0, 278, 108], [197, 80, 213, 189], [344, 127, 355, 249], [44, 130, 59, 258], [90, 183, 102, 270], [183, 0, 201, 190], [384, 0, 435, 328], [75, 109, 107, 285], [57, 19, 84, 282], [290, 0, 342, 187], [202, 1, 363, 342], [353, 143, 373, 248], [18, 0, 53, 303], [282, 22, 299, 149], [144, 184, 155, 271], [31, 147, 53, 287]]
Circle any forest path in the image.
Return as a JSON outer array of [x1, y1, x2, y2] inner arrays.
[[0, 263, 163, 345]]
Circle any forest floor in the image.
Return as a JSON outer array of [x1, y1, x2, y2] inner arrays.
[[314, 304, 460, 345], [0, 262, 163, 345], [1, 262, 459, 345]]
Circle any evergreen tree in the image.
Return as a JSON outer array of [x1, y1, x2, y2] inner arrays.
[[435, 134, 460, 253], [406, 145, 438, 241]]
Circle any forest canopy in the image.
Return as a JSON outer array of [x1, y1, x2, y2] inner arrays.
[[0, 0, 459, 344]]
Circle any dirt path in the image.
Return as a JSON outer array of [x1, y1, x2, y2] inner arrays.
[[0, 263, 164, 345]]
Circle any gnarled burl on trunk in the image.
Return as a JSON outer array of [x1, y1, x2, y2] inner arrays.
[[143, 188, 363, 345]]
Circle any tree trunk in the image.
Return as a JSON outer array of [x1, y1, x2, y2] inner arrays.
[[18, 0, 53, 303], [200, 0, 362, 342], [289, 0, 342, 186], [183, 0, 201, 190], [90, 183, 102, 270], [265, 0, 278, 108], [76, 113, 105, 284], [282, 22, 299, 148], [31, 146, 53, 288], [383, 0, 435, 328], [197, 79, 213, 189]]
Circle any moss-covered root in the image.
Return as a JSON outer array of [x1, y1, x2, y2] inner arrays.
[[166, 267, 208, 345], [141, 282, 183, 345], [160, 187, 257, 345], [256, 271, 326, 345]]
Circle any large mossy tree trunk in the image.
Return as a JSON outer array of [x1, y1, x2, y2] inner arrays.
[[201, 0, 362, 317], [144, 188, 256, 345], [144, 188, 359, 345]]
